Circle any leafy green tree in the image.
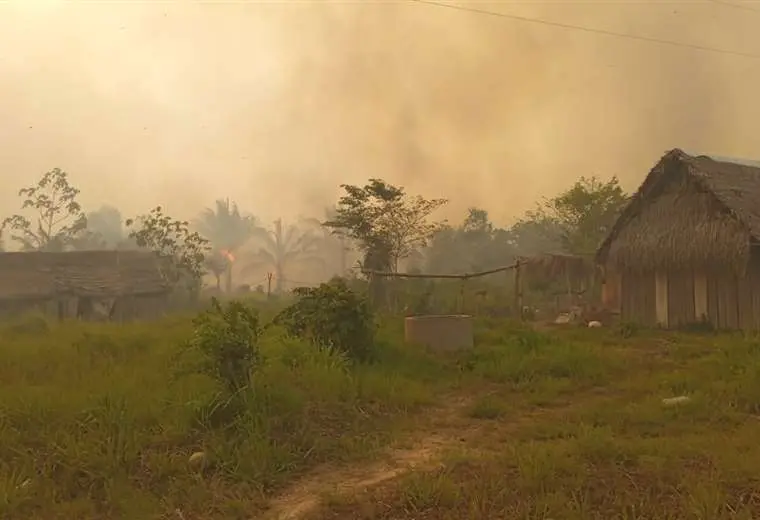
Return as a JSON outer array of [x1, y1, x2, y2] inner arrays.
[[1, 168, 87, 251], [194, 199, 257, 292], [244, 219, 322, 293], [507, 215, 564, 257], [126, 206, 210, 295], [324, 179, 446, 273], [523, 176, 628, 256]]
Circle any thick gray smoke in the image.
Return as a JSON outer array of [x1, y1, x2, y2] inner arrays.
[[0, 1, 758, 225]]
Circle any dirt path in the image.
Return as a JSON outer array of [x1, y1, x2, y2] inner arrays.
[[261, 387, 616, 520], [261, 394, 482, 520]]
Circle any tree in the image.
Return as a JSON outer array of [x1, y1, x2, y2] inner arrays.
[[86, 205, 125, 247], [324, 179, 447, 273], [204, 251, 230, 291], [425, 207, 516, 274], [507, 214, 564, 257], [243, 219, 323, 293], [126, 206, 210, 294], [194, 199, 257, 292], [65, 205, 127, 251], [525, 176, 628, 256], [301, 206, 352, 278], [1, 168, 87, 251]]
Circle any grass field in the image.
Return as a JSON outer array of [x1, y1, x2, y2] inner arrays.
[[2, 309, 760, 519]]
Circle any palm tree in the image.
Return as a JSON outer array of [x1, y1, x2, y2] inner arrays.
[[204, 252, 228, 291], [243, 218, 323, 293], [195, 199, 257, 292]]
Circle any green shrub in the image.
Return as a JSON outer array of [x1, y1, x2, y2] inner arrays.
[[274, 278, 376, 362], [188, 297, 263, 395]]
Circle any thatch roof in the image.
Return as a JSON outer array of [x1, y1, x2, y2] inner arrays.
[[596, 148, 760, 273], [0, 250, 171, 301]]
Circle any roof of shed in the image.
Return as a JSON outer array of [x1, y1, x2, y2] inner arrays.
[[0, 250, 170, 300], [597, 148, 760, 265]]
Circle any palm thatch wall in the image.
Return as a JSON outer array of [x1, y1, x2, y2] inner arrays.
[[605, 172, 750, 274]]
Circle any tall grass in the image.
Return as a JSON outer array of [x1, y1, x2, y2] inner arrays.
[[312, 329, 760, 520], [0, 313, 444, 519], [0, 311, 654, 519]]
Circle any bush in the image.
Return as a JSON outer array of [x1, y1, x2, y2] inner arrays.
[[188, 297, 263, 395], [274, 278, 376, 362]]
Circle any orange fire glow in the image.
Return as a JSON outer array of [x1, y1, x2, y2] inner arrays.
[[220, 249, 235, 263]]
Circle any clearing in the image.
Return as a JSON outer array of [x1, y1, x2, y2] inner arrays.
[[3, 315, 760, 519], [268, 327, 760, 520]]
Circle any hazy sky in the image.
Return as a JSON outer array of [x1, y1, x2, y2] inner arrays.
[[1, 0, 759, 227]]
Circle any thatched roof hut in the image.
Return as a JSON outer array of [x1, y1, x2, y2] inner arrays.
[[596, 149, 760, 274], [0, 250, 170, 301]]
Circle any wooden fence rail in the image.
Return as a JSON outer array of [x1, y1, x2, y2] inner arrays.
[[361, 262, 524, 315]]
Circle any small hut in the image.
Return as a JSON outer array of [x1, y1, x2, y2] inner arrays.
[[0, 250, 171, 321], [596, 148, 760, 329]]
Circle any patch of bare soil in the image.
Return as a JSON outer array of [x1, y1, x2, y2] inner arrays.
[[261, 395, 481, 520], [261, 388, 617, 520]]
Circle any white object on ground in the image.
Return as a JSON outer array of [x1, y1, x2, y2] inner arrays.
[[588, 320, 602, 328], [554, 313, 571, 324], [189, 451, 207, 469], [662, 396, 691, 406]]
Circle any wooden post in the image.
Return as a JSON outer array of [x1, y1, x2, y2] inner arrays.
[[514, 260, 523, 320], [266, 272, 273, 300]]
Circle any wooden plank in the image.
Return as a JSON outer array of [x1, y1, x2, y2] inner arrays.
[[620, 271, 632, 322], [738, 270, 754, 330], [645, 271, 657, 326], [707, 271, 721, 329], [716, 271, 739, 330], [694, 271, 708, 322], [655, 270, 669, 327], [602, 268, 622, 312], [749, 254, 760, 330], [668, 270, 695, 327], [620, 271, 656, 326]]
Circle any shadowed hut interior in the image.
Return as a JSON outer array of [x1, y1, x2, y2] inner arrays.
[[517, 253, 596, 316], [597, 148, 760, 329]]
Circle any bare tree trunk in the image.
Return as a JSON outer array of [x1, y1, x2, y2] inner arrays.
[[275, 264, 284, 293], [224, 264, 232, 293]]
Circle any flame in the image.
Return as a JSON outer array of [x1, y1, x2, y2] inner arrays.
[[220, 249, 235, 263]]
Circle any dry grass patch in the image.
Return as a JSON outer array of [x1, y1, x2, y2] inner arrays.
[[308, 329, 760, 520]]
